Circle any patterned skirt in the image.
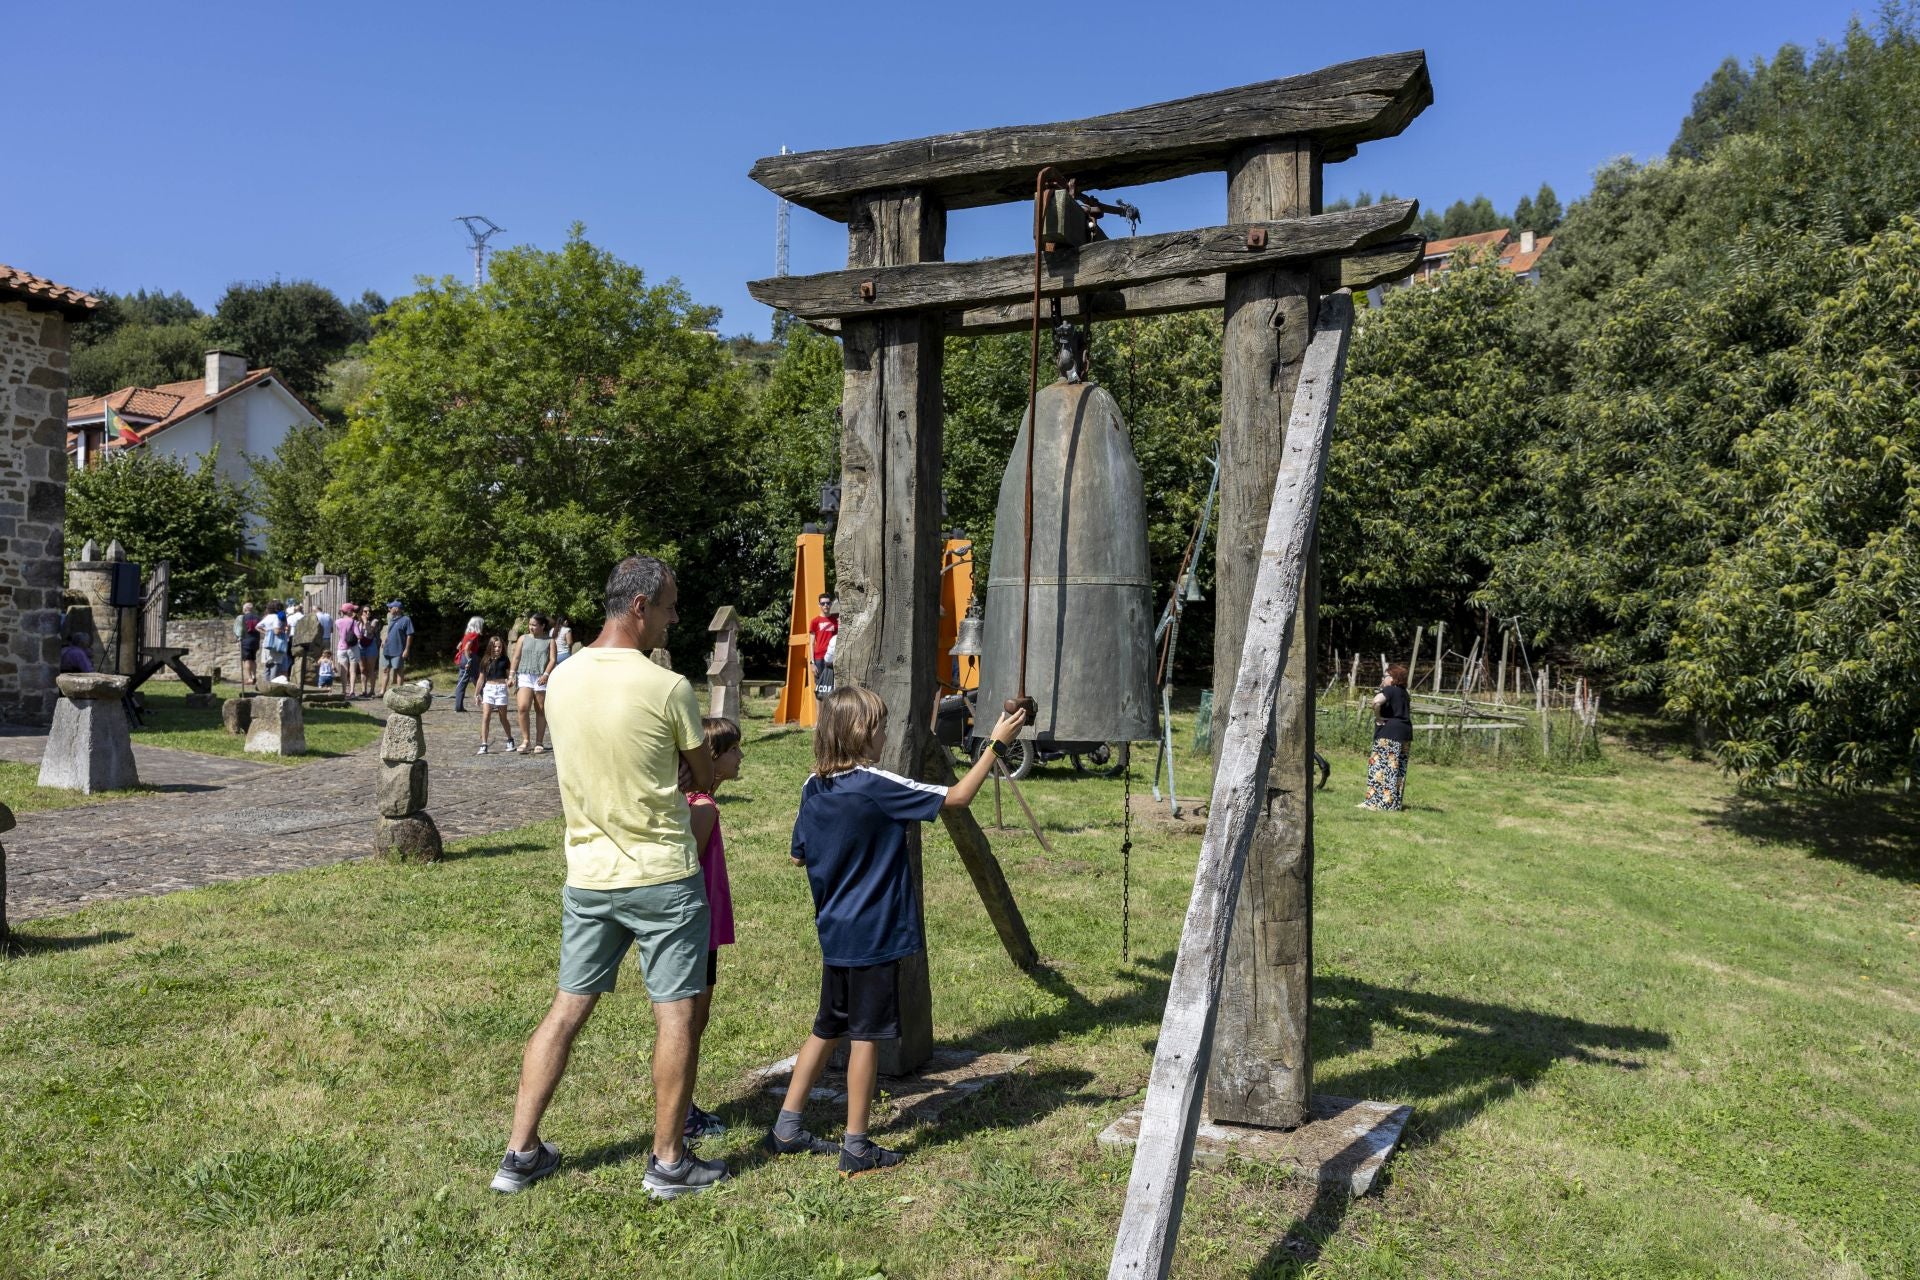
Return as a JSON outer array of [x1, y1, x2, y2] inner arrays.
[[1363, 737, 1408, 811]]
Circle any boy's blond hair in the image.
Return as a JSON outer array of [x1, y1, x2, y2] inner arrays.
[[814, 686, 886, 776]]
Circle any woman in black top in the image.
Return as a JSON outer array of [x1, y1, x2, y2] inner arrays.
[[1361, 662, 1413, 811]]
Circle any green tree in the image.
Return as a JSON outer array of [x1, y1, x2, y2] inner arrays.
[[69, 319, 211, 397], [1437, 195, 1505, 238], [1666, 218, 1920, 788], [251, 422, 345, 583], [1321, 252, 1540, 647], [209, 279, 357, 402], [65, 451, 249, 613], [320, 228, 753, 665]]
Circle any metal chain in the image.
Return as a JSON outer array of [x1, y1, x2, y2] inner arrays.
[[1121, 746, 1134, 963]]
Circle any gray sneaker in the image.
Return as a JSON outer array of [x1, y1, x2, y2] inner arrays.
[[643, 1151, 729, 1200], [489, 1140, 561, 1193]]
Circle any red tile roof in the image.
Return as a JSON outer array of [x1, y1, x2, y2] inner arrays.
[[67, 369, 282, 447], [1422, 229, 1510, 258], [1504, 234, 1554, 275], [0, 262, 101, 319]]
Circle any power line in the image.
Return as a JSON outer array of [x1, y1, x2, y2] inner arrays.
[[453, 215, 504, 287]]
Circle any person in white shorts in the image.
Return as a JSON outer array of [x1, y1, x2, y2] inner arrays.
[[511, 613, 558, 754], [476, 635, 515, 754]]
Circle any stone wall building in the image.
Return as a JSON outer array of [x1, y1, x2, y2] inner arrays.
[[0, 265, 98, 725]]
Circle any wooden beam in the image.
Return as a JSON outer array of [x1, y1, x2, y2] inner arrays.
[[749, 200, 1415, 321], [1108, 292, 1354, 1280], [939, 236, 1424, 336], [921, 738, 1038, 970], [835, 188, 946, 1076], [1209, 141, 1319, 1131], [750, 52, 1431, 219]]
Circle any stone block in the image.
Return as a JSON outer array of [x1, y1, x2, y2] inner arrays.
[[377, 759, 429, 818], [245, 695, 307, 756], [222, 698, 252, 734], [183, 692, 217, 710], [382, 683, 433, 717], [56, 673, 128, 700], [380, 715, 426, 763], [38, 696, 139, 793], [376, 813, 443, 862]]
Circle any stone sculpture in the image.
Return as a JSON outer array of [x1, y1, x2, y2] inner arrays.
[[245, 683, 306, 755], [707, 606, 742, 721], [376, 682, 442, 862], [39, 673, 139, 793]]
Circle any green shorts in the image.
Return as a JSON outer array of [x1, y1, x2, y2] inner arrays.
[[557, 874, 709, 1002]]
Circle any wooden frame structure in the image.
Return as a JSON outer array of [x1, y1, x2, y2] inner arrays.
[[749, 50, 1429, 1266]]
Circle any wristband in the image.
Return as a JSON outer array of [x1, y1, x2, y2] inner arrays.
[[990, 739, 1011, 761]]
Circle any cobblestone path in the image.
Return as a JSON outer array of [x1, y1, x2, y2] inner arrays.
[[3, 702, 562, 922]]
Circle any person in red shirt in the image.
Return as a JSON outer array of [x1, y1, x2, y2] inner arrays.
[[809, 594, 838, 697]]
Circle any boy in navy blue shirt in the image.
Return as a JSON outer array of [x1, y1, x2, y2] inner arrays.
[[767, 684, 1025, 1175]]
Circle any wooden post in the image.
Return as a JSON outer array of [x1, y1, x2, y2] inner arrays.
[[1112, 295, 1352, 1278], [1207, 136, 1320, 1130], [1496, 628, 1511, 707], [835, 187, 946, 1076], [1406, 624, 1423, 693], [1431, 620, 1445, 695], [921, 739, 1036, 970]]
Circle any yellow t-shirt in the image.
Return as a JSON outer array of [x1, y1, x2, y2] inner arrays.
[[544, 647, 704, 889]]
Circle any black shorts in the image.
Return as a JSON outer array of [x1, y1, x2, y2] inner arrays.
[[812, 960, 901, 1041], [241, 636, 260, 659]]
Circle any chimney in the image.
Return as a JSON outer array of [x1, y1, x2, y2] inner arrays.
[[206, 349, 247, 394], [1520, 229, 1537, 255]]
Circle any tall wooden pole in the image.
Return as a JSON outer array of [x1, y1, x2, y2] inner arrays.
[[1208, 137, 1320, 1129], [836, 187, 945, 1075]]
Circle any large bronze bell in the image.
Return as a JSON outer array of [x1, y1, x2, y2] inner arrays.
[[979, 373, 1157, 745]]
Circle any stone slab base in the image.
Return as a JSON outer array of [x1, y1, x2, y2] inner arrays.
[[746, 1046, 1030, 1126], [1097, 1095, 1410, 1196], [1126, 791, 1211, 834]]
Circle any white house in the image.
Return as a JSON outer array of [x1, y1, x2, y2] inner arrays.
[[66, 350, 322, 548]]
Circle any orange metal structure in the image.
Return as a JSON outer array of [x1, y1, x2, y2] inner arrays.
[[774, 531, 827, 726]]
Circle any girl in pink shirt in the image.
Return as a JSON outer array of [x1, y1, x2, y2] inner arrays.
[[678, 715, 742, 1141]]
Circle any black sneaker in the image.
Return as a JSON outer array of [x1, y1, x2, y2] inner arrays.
[[489, 1140, 561, 1193], [838, 1142, 906, 1177], [684, 1103, 727, 1141], [643, 1151, 728, 1200], [761, 1127, 837, 1157]]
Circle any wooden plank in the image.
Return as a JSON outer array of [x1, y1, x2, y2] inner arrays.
[[834, 187, 946, 1076], [1109, 293, 1354, 1279], [750, 52, 1431, 219], [1208, 138, 1319, 1131], [921, 739, 1038, 970], [939, 236, 1424, 336], [748, 201, 1416, 322]]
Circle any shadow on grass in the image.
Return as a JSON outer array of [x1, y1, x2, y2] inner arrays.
[[1707, 788, 1920, 884], [5, 927, 133, 957], [1254, 976, 1668, 1275]]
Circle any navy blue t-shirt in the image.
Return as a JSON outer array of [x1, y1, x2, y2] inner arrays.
[[790, 766, 948, 967]]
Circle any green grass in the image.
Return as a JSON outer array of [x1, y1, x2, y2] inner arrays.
[[133, 681, 381, 763], [3, 700, 1916, 1278], [0, 761, 156, 817]]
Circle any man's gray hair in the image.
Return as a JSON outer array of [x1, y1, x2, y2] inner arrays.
[[605, 555, 673, 619]]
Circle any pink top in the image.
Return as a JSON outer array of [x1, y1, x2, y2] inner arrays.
[[687, 792, 734, 948]]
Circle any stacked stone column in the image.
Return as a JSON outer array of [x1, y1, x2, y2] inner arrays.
[[1, 800, 14, 950], [377, 683, 442, 861]]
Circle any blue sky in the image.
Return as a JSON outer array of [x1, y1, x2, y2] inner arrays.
[[5, 0, 1879, 339]]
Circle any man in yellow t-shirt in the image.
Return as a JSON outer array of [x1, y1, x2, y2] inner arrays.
[[491, 555, 729, 1201]]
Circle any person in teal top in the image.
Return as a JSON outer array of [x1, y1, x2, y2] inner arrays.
[[511, 613, 558, 754]]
